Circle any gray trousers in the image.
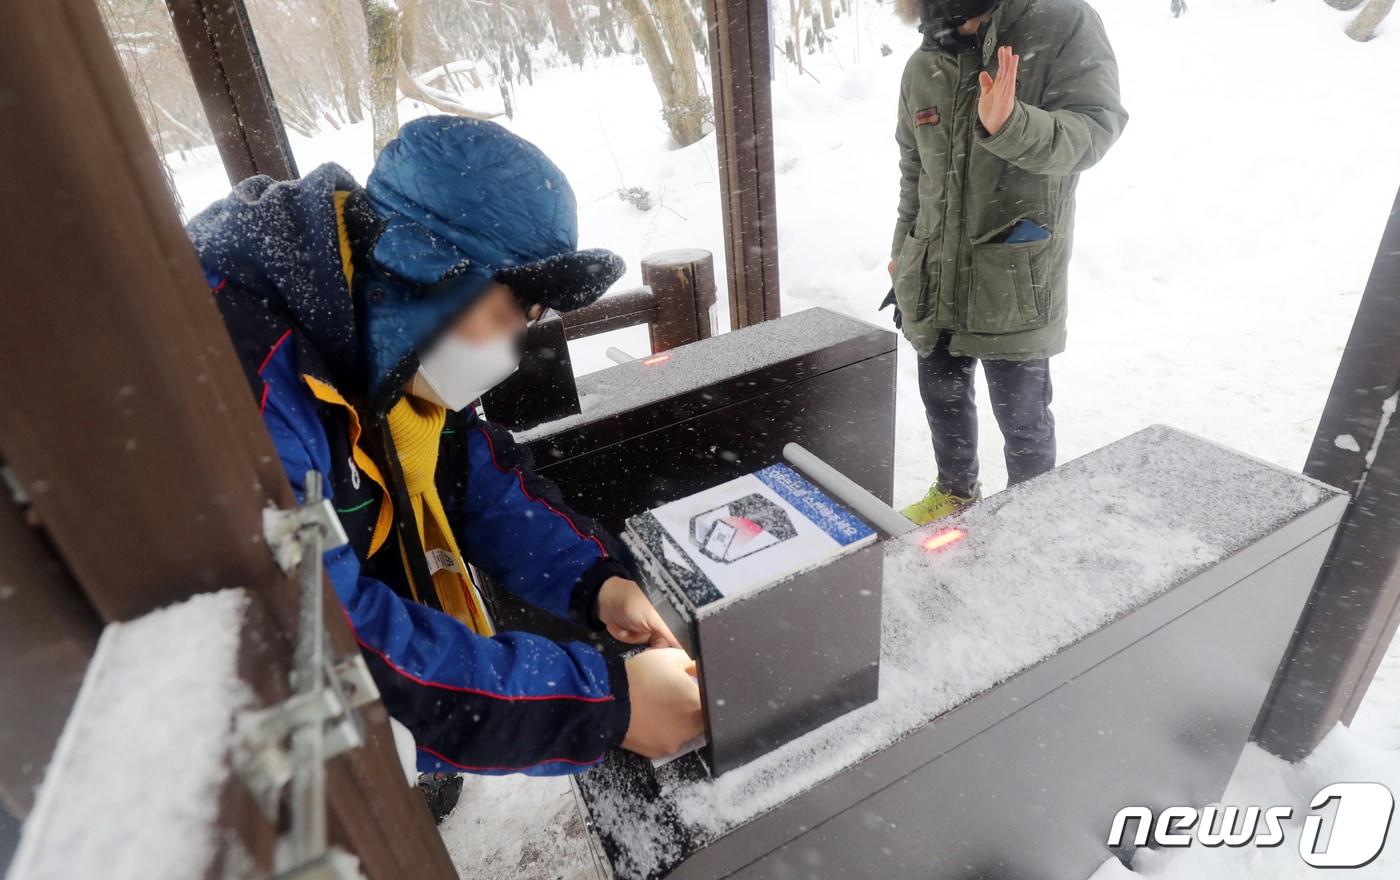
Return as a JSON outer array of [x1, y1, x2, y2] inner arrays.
[[917, 331, 1056, 497]]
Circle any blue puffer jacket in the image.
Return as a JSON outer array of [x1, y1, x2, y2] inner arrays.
[[187, 121, 631, 776]]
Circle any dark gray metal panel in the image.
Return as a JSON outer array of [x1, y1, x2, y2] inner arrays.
[[525, 315, 897, 536], [481, 312, 581, 432], [695, 545, 884, 775], [722, 529, 1335, 880]]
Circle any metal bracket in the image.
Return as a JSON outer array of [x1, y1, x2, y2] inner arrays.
[[238, 473, 376, 879], [263, 495, 348, 574], [236, 650, 379, 818], [270, 848, 362, 880]]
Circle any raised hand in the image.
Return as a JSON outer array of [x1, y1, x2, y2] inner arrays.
[[977, 45, 1020, 137]]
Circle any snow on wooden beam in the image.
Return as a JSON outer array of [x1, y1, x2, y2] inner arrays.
[[10, 590, 253, 880]]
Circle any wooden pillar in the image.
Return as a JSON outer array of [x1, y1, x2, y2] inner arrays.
[[705, 0, 781, 328], [643, 249, 719, 351], [0, 2, 450, 875], [1254, 188, 1400, 760], [165, 0, 299, 183], [0, 496, 101, 819]]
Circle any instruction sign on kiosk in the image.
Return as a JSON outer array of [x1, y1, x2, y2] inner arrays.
[[626, 463, 884, 775]]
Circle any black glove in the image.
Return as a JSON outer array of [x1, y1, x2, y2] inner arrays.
[[496, 248, 627, 314], [879, 287, 902, 330]]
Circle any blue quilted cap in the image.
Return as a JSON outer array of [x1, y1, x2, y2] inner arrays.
[[365, 116, 624, 312]]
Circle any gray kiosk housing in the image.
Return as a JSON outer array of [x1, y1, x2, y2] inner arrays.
[[575, 426, 1347, 880], [625, 515, 884, 775]]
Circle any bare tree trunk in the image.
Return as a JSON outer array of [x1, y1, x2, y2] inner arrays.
[[361, 0, 401, 155], [616, 0, 708, 146], [821, 0, 835, 29], [1347, 0, 1394, 39], [597, 0, 625, 54], [618, 0, 679, 138], [325, 0, 364, 123], [653, 0, 707, 145], [789, 0, 805, 76], [683, 0, 708, 54], [154, 102, 206, 149], [548, 0, 587, 65], [400, 0, 421, 71]]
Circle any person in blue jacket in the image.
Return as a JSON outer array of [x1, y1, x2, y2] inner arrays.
[[187, 116, 703, 788]]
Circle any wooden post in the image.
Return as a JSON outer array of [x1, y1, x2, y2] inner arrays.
[[560, 287, 660, 338], [705, 0, 781, 328], [0, 496, 101, 819], [1254, 189, 1400, 760], [0, 2, 451, 875], [165, 0, 299, 183], [643, 249, 719, 351]]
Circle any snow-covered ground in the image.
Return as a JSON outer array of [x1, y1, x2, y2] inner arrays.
[[165, 1, 1400, 876]]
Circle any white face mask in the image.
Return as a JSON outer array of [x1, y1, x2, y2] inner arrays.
[[410, 333, 521, 411]]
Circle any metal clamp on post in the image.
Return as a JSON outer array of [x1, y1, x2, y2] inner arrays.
[[237, 471, 380, 880]]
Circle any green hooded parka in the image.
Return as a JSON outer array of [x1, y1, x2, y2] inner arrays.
[[891, 0, 1128, 360]]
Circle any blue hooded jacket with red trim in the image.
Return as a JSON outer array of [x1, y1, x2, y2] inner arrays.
[[187, 147, 632, 776]]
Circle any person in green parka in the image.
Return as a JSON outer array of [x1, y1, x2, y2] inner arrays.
[[888, 0, 1128, 524]]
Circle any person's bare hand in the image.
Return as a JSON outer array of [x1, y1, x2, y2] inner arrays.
[[596, 577, 682, 648], [887, 258, 897, 276], [621, 648, 703, 758], [978, 45, 1020, 137]]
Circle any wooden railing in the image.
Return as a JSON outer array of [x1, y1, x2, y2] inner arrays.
[[564, 249, 718, 351]]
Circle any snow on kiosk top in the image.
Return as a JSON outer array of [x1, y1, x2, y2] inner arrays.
[[515, 307, 886, 442], [579, 426, 1342, 878]]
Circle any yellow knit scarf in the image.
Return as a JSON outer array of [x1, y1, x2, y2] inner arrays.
[[385, 396, 494, 635]]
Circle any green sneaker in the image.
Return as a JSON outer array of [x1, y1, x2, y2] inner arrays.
[[901, 482, 981, 526]]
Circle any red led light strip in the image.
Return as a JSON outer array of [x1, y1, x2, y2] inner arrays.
[[922, 528, 965, 552]]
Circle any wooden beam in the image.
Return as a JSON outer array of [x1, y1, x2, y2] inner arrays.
[[705, 0, 781, 328], [1254, 189, 1400, 760], [165, 0, 298, 183], [561, 287, 660, 338], [0, 2, 450, 875], [0, 495, 100, 819], [643, 249, 719, 351]]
